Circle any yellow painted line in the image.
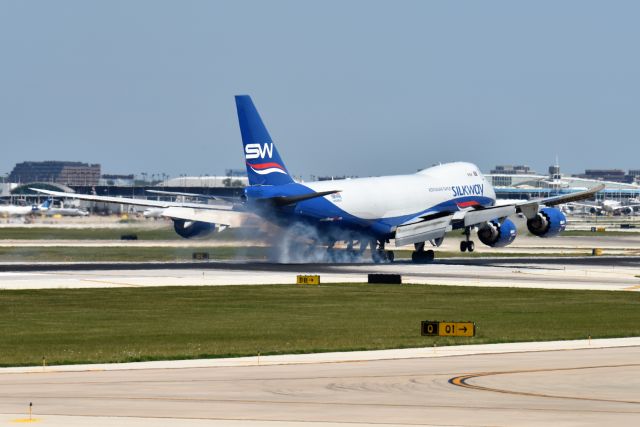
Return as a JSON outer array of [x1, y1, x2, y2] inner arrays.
[[449, 363, 640, 405], [623, 285, 640, 291], [11, 419, 40, 424]]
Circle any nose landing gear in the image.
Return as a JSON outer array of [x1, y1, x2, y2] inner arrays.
[[460, 227, 475, 252]]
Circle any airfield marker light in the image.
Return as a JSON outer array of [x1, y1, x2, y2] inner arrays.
[[29, 402, 32, 421]]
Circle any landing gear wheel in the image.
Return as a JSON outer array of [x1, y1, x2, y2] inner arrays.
[[386, 251, 395, 263], [461, 226, 475, 253], [411, 249, 435, 263]]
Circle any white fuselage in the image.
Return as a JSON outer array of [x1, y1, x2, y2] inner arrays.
[[39, 207, 89, 217], [0, 205, 35, 216], [304, 162, 495, 221]]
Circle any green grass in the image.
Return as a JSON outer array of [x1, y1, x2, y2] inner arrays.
[[2, 226, 638, 242], [0, 226, 179, 240], [0, 246, 599, 263], [0, 284, 638, 366], [555, 230, 640, 237], [0, 246, 269, 262], [0, 226, 258, 241]]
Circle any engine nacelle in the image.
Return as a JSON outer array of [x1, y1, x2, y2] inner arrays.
[[621, 206, 633, 215], [173, 219, 216, 239], [526, 207, 566, 238], [477, 218, 517, 247]]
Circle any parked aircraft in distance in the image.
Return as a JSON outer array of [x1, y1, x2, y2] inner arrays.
[[570, 199, 640, 216], [34, 95, 603, 263], [36, 199, 89, 217], [0, 199, 50, 217]]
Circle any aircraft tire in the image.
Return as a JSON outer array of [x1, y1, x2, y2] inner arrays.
[[460, 241, 468, 252], [411, 250, 434, 263], [467, 241, 475, 252], [386, 251, 395, 263], [425, 249, 435, 261]]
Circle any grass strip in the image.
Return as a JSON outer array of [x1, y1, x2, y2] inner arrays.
[[0, 246, 268, 262], [1, 226, 638, 241], [0, 246, 603, 262], [0, 283, 638, 367]]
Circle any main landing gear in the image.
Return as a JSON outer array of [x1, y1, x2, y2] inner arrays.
[[460, 227, 475, 252], [372, 239, 395, 263], [411, 242, 435, 263]]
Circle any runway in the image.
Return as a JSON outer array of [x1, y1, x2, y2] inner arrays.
[[1, 340, 638, 426], [1, 257, 639, 291]]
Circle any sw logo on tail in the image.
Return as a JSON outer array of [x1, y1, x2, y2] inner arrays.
[[245, 143, 274, 160], [244, 142, 288, 175]]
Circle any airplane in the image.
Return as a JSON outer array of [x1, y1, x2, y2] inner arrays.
[[570, 199, 640, 216], [35, 198, 89, 217], [32, 95, 604, 263], [0, 199, 51, 217]]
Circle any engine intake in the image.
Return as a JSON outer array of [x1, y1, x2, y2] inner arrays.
[[527, 207, 566, 238], [477, 218, 517, 247], [173, 219, 216, 239]]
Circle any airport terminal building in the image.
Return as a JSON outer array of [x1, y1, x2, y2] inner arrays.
[[487, 165, 640, 201], [9, 161, 101, 186]]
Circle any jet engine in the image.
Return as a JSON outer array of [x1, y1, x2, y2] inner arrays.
[[173, 219, 216, 239], [526, 207, 566, 238], [621, 206, 633, 215], [477, 218, 517, 247]]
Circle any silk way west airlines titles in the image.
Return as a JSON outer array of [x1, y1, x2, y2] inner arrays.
[[34, 96, 603, 263]]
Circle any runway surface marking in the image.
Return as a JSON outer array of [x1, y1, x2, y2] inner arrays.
[[450, 363, 640, 405], [2, 345, 640, 426], [4, 390, 640, 416]]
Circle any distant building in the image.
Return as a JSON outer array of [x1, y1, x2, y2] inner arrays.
[[9, 161, 101, 186], [572, 169, 638, 184], [488, 165, 538, 187], [489, 165, 536, 175], [159, 176, 249, 187], [225, 169, 247, 177], [99, 174, 135, 186]]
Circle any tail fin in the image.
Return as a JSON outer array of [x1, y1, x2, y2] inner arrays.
[[41, 198, 52, 209], [235, 95, 294, 186]]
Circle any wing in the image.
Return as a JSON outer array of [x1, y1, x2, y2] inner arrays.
[[30, 188, 244, 227], [394, 205, 516, 247], [30, 188, 235, 211], [145, 189, 238, 203], [514, 184, 605, 219], [394, 184, 604, 247]]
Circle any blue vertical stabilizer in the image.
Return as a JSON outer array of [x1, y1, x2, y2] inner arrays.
[[235, 95, 294, 186]]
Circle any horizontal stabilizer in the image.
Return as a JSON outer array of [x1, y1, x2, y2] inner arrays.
[[260, 190, 341, 207]]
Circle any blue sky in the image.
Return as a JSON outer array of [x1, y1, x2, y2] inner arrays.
[[1, 0, 639, 179]]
